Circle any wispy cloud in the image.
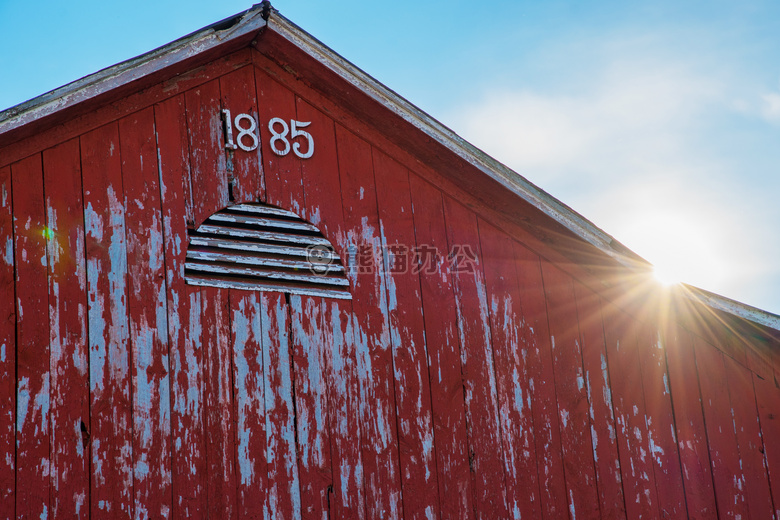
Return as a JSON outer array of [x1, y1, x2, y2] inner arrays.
[[445, 36, 780, 312]]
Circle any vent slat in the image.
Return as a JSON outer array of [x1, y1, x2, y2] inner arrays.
[[185, 202, 351, 299], [189, 236, 340, 261], [185, 274, 352, 299], [208, 212, 319, 232], [227, 204, 301, 219], [187, 249, 345, 272], [196, 224, 332, 246], [185, 262, 349, 286]]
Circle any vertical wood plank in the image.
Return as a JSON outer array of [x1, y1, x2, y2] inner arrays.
[[273, 94, 338, 520], [81, 123, 134, 518], [119, 107, 172, 519], [295, 97, 365, 519], [42, 138, 90, 517], [219, 66, 264, 203], [512, 241, 569, 519], [694, 338, 749, 519], [373, 150, 439, 519], [12, 154, 50, 519], [185, 76, 238, 518], [755, 374, 780, 519], [478, 220, 542, 520], [723, 355, 774, 519], [636, 321, 686, 518], [335, 125, 402, 520], [443, 197, 508, 518], [255, 69, 303, 212], [0, 166, 15, 517], [201, 287, 237, 518], [290, 295, 334, 519], [572, 283, 626, 520], [664, 324, 717, 519], [230, 292, 267, 518], [540, 260, 600, 520], [261, 292, 302, 520], [601, 305, 660, 519], [185, 79, 228, 226], [154, 94, 206, 517], [409, 174, 474, 520]]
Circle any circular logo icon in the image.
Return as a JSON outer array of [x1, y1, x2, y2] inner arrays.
[[307, 244, 334, 275]]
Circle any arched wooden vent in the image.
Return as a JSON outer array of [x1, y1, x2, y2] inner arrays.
[[185, 203, 351, 299]]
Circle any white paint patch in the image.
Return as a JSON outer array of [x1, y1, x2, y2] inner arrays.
[[3, 237, 12, 265]]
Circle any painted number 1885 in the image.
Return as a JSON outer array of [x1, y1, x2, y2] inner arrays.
[[222, 109, 314, 159]]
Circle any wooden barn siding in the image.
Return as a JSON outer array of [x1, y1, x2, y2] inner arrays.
[[0, 51, 778, 520]]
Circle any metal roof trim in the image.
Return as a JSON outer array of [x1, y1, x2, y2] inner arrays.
[[0, 4, 268, 134], [266, 11, 649, 272], [266, 10, 780, 333], [0, 4, 776, 332], [680, 284, 780, 332]]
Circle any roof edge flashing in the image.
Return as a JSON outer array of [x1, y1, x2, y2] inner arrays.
[[0, 5, 268, 135], [265, 11, 650, 273], [680, 284, 780, 332]]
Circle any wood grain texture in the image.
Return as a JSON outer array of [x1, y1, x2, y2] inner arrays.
[[12, 154, 50, 519], [694, 338, 750, 520], [261, 292, 302, 520], [513, 241, 568, 519], [572, 283, 626, 520], [409, 174, 474, 520], [755, 374, 780, 519], [81, 123, 133, 518], [601, 305, 660, 519], [154, 94, 207, 517], [443, 196, 508, 518], [219, 66, 264, 203], [336, 124, 402, 520], [201, 287, 237, 518], [478, 220, 542, 520], [290, 295, 334, 519], [540, 260, 600, 520], [254, 69, 303, 213], [185, 79, 229, 227], [664, 323, 717, 519], [723, 355, 774, 519], [0, 49, 253, 171], [43, 137, 90, 517], [295, 96, 366, 519], [0, 165, 15, 517], [119, 107, 172, 519], [230, 292, 268, 519], [636, 321, 686, 518], [373, 149, 439, 519]]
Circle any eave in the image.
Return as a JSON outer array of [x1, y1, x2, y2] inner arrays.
[[1, 2, 777, 336]]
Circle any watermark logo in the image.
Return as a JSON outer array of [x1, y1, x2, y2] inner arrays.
[[306, 244, 336, 274], [306, 243, 477, 276]]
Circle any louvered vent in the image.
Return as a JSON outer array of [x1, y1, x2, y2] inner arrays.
[[185, 203, 351, 299]]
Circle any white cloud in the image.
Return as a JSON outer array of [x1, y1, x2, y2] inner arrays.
[[760, 91, 780, 122], [444, 43, 780, 312]]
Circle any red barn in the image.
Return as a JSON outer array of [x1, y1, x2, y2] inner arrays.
[[2, 3, 780, 518]]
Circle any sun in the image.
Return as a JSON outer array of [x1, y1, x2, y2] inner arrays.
[[615, 211, 729, 290]]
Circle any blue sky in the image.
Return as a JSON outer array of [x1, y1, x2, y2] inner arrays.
[[2, 0, 779, 315]]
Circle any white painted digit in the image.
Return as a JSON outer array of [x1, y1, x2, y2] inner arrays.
[[268, 117, 291, 156], [222, 109, 237, 150], [291, 120, 314, 159], [234, 113, 259, 152]]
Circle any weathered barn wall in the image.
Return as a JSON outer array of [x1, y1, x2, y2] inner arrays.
[[1, 41, 780, 520]]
